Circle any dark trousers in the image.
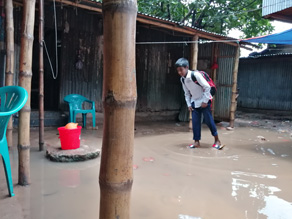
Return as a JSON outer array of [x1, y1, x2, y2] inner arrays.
[[191, 101, 218, 141]]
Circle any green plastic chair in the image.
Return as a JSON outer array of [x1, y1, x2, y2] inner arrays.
[[64, 94, 96, 128], [0, 86, 28, 197]]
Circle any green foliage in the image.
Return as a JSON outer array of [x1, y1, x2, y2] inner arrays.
[[137, 0, 274, 38]]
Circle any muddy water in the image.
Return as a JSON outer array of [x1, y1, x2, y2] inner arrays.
[[0, 125, 292, 219]]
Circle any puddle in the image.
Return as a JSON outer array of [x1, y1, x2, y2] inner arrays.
[[231, 171, 277, 179], [178, 215, 202, 219], [1, 126, 292, 218], [231, 171, 292, 219]]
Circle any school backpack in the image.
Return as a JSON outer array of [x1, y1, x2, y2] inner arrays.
[[181, 71, 217, 96]]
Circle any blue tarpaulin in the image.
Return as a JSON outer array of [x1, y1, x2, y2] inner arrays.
[[242, 28, 292, 44]]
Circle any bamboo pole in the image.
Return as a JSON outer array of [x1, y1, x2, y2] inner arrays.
[[54, 0, 102, 13], [18, 0, 36, 185], [229, 45, 240, 128], [189, 35, 199, 130], [38, 0, 44, 151], [211, 43, 218, 117], [0, 2, 4, 50], [99, 0, 137, 218], [4, 0, 14, 147]]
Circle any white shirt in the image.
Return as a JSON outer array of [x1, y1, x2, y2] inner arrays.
[[181, 70, 212, 108]]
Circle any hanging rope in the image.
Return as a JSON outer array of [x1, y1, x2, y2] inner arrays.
[[52, 0, 58, 80], [43, 0, 59, 80], [43, 40, 57, 79]]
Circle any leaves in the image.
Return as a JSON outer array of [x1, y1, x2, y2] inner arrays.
[[137, 0, 274, 38]]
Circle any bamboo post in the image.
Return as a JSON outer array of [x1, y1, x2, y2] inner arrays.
[[189, 35, 199, 130], [229, 45, 240, 128], [4, 0, 14, 147], [211, 43, 218, 117], [0, 2, 4, 50], [38, 0, 44, 151], [99, 0, 137, 218], [18, 0, 36, 185]]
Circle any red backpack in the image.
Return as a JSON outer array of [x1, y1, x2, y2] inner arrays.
[[181, 71, 217, 96]]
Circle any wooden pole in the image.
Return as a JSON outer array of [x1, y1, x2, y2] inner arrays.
[[0, 1, 4, 50], [18, 0, 36, 185], [4, 0, 14, 147], [189, 35, 199, 130], [229, 45, 240, 128], [99, 0, 137, 218], [54, 0, 102, 13], [190, 35, 199, 70], [211, 43, 218, 117], [38, 0, 44, 151]]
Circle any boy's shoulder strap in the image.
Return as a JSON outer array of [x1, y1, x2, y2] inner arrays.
[[180, 77, 185, 84], [181, 71, 199, 85], [190, 70, 197, 83], [191, 70, 204, 87]]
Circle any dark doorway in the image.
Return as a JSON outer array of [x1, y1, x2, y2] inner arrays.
[[31, 29, 61, 111]]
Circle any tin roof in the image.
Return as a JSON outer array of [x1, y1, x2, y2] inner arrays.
[[56, 0, 248, 47], [82, 0, 239, 43]]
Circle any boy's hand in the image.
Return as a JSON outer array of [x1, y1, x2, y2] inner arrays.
[[188, 106, 193, 111], [201, 102, 208, 108]]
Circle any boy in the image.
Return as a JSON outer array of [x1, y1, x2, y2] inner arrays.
[[175, 58, 223, 149]]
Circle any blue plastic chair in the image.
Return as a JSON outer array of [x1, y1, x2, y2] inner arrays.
[[64, 94, 96, 128], [0, 86, 28, 197]]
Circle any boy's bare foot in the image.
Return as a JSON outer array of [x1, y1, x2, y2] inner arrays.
[[213, 140, 224, 150], [189, 141, 200, 148], [214, 140, 221, 146]]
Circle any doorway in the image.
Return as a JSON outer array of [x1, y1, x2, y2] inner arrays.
[[31, 28, 62, 111]]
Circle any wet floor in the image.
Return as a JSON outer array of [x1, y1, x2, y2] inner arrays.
[[1, 122, 292, 219]]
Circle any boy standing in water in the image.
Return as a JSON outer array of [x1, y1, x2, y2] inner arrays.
[[175, 58, 223, 149]]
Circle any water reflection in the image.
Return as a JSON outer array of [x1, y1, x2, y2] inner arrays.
[[231, 171, 292, 218]]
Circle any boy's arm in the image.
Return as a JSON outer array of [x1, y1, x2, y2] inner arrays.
[[181, 79, 192, 107], [195, 72, 211, 103]]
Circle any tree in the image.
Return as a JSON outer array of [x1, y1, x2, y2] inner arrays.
[[137, 0, 274, 38]]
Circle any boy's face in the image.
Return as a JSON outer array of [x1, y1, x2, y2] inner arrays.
[[177, 66, 188, 77]]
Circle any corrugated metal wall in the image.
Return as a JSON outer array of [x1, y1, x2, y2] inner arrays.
[[238, 55, 292, 110], [182, 42, 236, 122], [198, 43, 213, 74], [262, 0, 292, 16], [136, 27, 189, 112], [214, 43, 236, 121], [12, 7, 186, 114], [197, 42, 236, 121], [10, 6, 237, 121], [11, 8, 103, 111], [58, 8, 103, 111]]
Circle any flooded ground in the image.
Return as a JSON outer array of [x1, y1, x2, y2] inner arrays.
[[0, 119, 292, 219]]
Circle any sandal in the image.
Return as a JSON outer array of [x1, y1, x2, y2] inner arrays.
[[212, 143, 225, 150], [189, 144, 200, 148]]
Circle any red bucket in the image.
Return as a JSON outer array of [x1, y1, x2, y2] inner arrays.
[[58, 126, 82, 150]]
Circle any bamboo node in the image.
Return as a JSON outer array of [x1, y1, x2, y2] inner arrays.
[[19, 71, 33, 77], [104, 91, 136, 108], [21, 33, 34, 40], [5, 71, 14, 75], [18, 179, 30, 187], [6, 26, 14, 32], [21, 105, 31, 112], [99, 179, 133, 192], [18, 144, 30, 150]]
